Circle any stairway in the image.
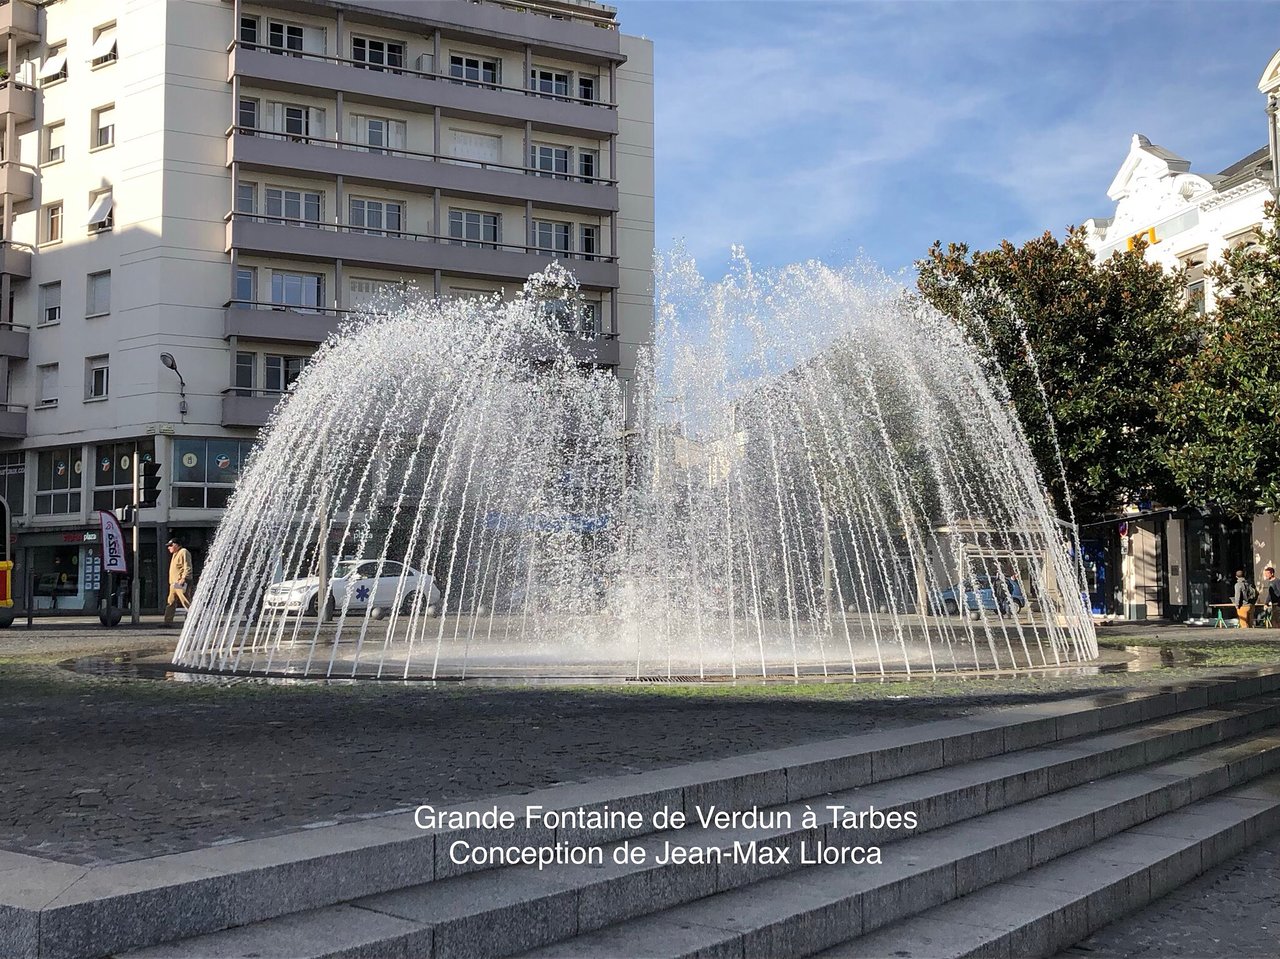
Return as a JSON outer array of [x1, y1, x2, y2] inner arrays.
[[13, 670, 1278, 959]]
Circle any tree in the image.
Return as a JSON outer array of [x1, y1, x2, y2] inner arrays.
[[1162, 201, 1280, 517], [915, 229, 1198, 521]]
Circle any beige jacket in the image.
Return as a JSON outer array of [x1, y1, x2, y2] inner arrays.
[[169, 548, 192, 587]]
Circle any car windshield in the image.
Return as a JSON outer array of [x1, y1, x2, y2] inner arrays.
[[333, 561, 362, 577]]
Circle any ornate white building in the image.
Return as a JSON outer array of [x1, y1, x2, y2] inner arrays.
[[1074, 52, 1279, 622]]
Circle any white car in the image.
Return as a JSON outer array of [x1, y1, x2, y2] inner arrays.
[[263, 560, 442, 616]]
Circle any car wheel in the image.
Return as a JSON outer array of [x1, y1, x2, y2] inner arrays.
[[306, 594, 319, 617], [944, 599, 959, 616]]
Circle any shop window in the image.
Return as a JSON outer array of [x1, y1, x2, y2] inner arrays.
[[92, 440, 154, 512], [35, 446, 82, 515], [0, 451, 24, 515], [172, 437, 254, 509]]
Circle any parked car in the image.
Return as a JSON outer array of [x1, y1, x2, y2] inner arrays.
[[934, 576, 1026, 616], [262, 560, 441, 617]]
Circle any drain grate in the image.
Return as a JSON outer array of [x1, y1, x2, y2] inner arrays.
[[627, 675, 708, 683]]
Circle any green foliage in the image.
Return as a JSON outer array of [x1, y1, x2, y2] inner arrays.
[[1161, 201, 1280, 517], [915, 229, 1198, 520]]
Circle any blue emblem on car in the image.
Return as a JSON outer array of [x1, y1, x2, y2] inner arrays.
[[355, 584, 371, 602]]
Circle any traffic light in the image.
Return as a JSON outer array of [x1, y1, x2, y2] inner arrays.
[[139, 461, 162, 508]]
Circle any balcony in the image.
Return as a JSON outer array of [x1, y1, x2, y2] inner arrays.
[[0, 1, 38, 43], [230, 44, 618, 138], [0, 162, 33, 201], [0, 242, 31, 278], [222, 389, 284, 429], [225, 214, 621, 290], [567, 333, 620, 367], [225, 301, 343, 345], [0, 81, 34, 124], [227, 129, 618, 215], [0, 403, 26, 438], [0, 322, 28, 359]]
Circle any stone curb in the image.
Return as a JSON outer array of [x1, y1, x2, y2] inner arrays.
[[3, 666, 1280, 959]]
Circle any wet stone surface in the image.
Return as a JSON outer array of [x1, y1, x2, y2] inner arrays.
[[1059, 832, 1280, 957], [3, 652, 956, 866]]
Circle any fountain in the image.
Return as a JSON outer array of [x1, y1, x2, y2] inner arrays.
[[173, 254, 1096, 681]]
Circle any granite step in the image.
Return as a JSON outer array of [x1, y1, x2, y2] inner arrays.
[[113, 691, 1280, 959], [819, 775, 1280, 958], [501, 730, 1280, 959]]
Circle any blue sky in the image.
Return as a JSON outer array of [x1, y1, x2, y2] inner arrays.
[[619, 1, 1279, 280]]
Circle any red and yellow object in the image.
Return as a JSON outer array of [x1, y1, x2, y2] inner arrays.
[[0, 560, 13, 607]]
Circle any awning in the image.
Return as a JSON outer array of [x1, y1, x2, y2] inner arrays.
[[89, 32, 117, 62], [37, 54, 66, 80], [86, 192, 113, 227]]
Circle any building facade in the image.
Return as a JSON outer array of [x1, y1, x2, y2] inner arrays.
[[1079, 108, 1277, 620], [0, 0, 654, 614]]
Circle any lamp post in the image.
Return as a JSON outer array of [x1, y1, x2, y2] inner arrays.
[[160, 351, 188, 420]]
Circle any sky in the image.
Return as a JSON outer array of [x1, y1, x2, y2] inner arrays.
[[617, 1, 1279, 281]]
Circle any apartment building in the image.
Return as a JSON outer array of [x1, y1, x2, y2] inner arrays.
[[0, 0, 655, 614]]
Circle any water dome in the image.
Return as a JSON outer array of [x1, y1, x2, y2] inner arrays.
[[174, 255, 1096, 680]]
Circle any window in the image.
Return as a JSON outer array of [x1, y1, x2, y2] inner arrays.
[[92, 441, 153, 511], [267, 20, 303, 56], [449, 53, 499, 87], [449, 129, 501, 166], [277, 103, 322, 142], [36, 364, 58, 408], [236, 181, 256, 215], [87, 189, 114, 234], [43, 123, 65, 164], [530, 67, 569, 98], [267, 20, 324, 58], [578, 75, 596, 102], [42, 203, 62, 244], [265, 354, 309, 392], [530, 144, 570, 179], [1187, 280, 1205, 315], [239, 15, 259, 46], [238, 97, 259, 133], [351, 36, 404, 72], [90, 24, 117, 67], [38, 283, 61, 326], [348, 197, 403, 236], [448, 210, 499, 249], [270, 270, 323, 311], [86, 271, 111, 317], [92, 105, 115, 149], [533, 219, 571, 256], [349, 278, 399, 311], [173, 438, 254, 509], [580, 225, 598, 262], [38, 46, 67, 84], [35, 446, 81, 516], [0, 452, 25, 516], [235, 267, 256, 303], [348, 115, 405, 154], [265, 187, 322, 226], [85, 355, 109, 401], [234, 352, 255, 395], [578, 149, 598, 181]]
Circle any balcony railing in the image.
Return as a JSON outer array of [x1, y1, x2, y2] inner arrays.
[[226, 125, 617, 187], [225, 211, 619, 264], [230, 41, 617, 111], [0, 401, 27, 438], [0, 319, 29, 359]]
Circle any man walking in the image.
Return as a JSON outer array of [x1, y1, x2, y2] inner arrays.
[[1263, 564, 1280, 628], [1233, 569, 1258, 628], [164, 538, 193, 627]]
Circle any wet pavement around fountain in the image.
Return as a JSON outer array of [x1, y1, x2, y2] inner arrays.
[[3, 621, 1279, 870]]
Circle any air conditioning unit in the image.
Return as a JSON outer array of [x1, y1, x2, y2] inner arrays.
[[415, 53, 434, 74]]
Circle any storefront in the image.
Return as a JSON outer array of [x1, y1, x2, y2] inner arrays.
[[15, 526, 163, 615]]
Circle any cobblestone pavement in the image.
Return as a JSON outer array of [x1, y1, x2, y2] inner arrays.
[[1, 628, 960, 866], [3, 624, 1277, 870], [1059, 833, 1280, 957]]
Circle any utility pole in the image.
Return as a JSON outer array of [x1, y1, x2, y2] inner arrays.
[[131, 451, 140, 624]]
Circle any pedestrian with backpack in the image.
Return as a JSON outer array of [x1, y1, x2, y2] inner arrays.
[[1233, 569, 1258, 628]]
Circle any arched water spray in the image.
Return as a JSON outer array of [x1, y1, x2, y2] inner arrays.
[[175, 257, 1096, 680]]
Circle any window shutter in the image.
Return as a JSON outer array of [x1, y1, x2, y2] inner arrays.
[[347, 113, 360, 146], [308, 108, 325, 139], [302, 26, 325, 56], [390, 121, 406, 151], [269, 102, 284, 135]]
